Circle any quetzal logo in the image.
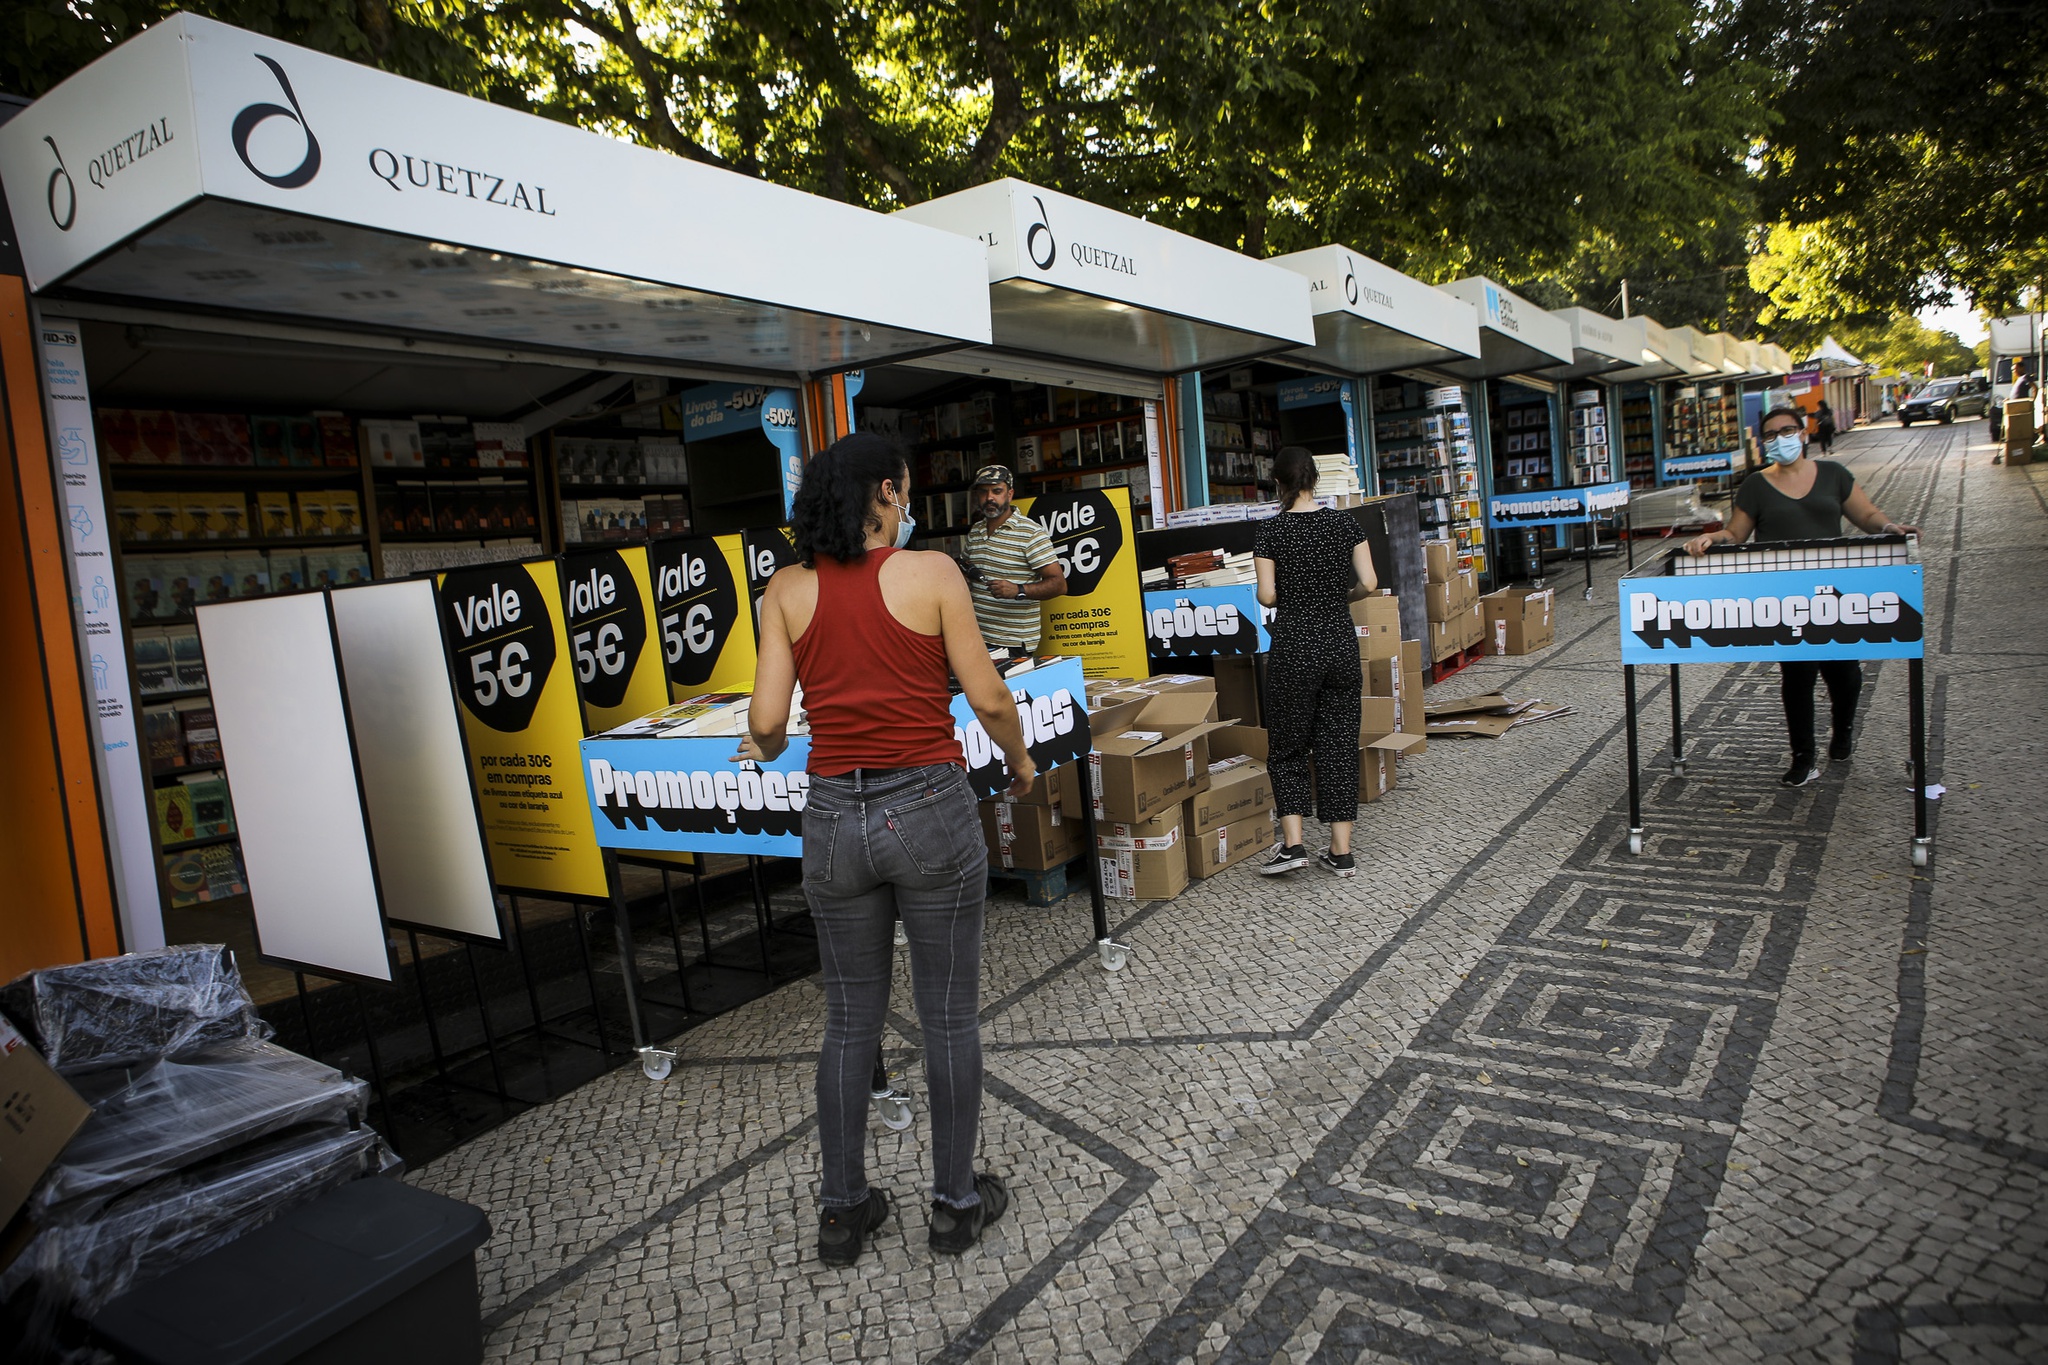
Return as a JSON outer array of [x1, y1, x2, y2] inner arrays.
[[1342, 253, 1359, 305], [232, 55, 322, 189], [1026, 195, 1056, 270], [42, 137, 75, 231]]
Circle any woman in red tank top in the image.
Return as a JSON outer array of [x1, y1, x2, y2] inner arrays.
[[737, 433, 1035, 1267]]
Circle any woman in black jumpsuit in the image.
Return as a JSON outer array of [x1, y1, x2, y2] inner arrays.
[[1253, 448, 1377, 877]]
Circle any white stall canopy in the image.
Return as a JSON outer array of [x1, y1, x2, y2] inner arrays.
[[1538, 307, 1652, 380], [1433, 277, 1574, 379], [893, 178, 1314, 381], [1605, 317, 1696, 383], [0, 14, 991, 378], [1668, 327, 1729, 379], [1265, 245, 1480, 375]]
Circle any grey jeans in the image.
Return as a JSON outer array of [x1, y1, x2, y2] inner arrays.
[[803, 762, 987, 1210]]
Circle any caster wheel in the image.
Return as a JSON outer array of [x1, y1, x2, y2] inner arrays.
[[893, 922, 908, 948], [1911, 843, 1929, 868], [1582, 589, 1593, 603], [1097, 939, 1130, 972], [1628, 832, 1644, 855], [640, 1051, 674, 1082], [873, 1093, 914, 1131], [1671, 762, 1686, 779]]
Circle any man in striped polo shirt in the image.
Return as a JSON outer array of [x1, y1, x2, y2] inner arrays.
[[963, 465, 1066, 652]]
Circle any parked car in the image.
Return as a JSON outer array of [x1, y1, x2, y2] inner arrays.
[[1898, 376, 1989, 425]]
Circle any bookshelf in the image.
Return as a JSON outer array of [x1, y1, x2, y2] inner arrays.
[[1371, 376, 1485, 570]]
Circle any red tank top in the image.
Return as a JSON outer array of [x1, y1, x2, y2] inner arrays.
[[791, 549, 964, 776]]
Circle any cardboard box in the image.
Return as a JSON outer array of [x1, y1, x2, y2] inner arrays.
[[1480, 587, 1556, 655], [1360, 731, 1427, 803], [1424, 538, 1456, 584], [1186, 810, 1276, 878], [1453, 567, 1479, 609], [1214, 656, 1261, 729], [1429, 616, 1459, 661], [1187, 752, 1271, 836], [2005, 401, 2036, 462], [1358, 695, 1400, 740], [1096, 813, 1189, 900], [0, 1012, 92, 1229], [1000, 762, 1083, 810], [1351, 592, 1402, 662], [1363, 654, 1425, 738], [1425, 579, 1456, 622], [1088, 693, 1232, 824], [1458, 603, 1484, 649], [980, 794, 1082, 870]]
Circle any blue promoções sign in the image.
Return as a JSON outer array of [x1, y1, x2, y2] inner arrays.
[[1661, 450, 1737, 479], [580, 657, 1091, 855], [1618, 564, 1925, 663], [1142, 585, 1272, 657], [1487, 480, 1631, 530]]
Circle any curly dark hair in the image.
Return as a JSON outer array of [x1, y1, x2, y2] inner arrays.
[[789, 431, 911, 566], [1274, 446, 1318, 508]]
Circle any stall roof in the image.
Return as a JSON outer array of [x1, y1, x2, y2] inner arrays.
[[1264, 245, 1480, 375], [892, 179, 1314, 378], [1432, 277, 1574, 379], [1662, 326, 1728, 380], [0, 15, 991, 379], [1604, 317, 1694, 383], [1538, 307, 1652, 380]]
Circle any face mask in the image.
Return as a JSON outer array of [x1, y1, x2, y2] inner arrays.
[[887, 494, 917, 548], [1764, 433, 1803, 465]]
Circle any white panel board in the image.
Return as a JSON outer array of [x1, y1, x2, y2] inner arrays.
[[196, 594, 392, 982], [330, 579, 501, 943]]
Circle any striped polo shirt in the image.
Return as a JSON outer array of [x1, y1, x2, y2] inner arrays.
[[965, 510, 1057, 649]]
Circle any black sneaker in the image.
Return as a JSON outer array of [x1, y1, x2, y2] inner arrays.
[[1258, 844, 1309, 876], [1781, 754, 1821, 787], [929, 1173, 1009, 1255], [818, 1189, 889, 1267], [1829, 726, 1854, 762], [1318, 851, 1356, 878]]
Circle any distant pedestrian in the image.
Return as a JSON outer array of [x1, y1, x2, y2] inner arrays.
[[1683, 406, 1919, 787], [1253, 448, 1377, 878], [741, 432, 1034, 1267], [1814, 399, 1836, 454]]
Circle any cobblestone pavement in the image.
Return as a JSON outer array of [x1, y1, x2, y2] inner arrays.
[[410, 418, 2048, 1363]]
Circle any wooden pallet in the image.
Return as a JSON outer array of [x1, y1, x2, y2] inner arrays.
[[987, 854, 1088, 907], [1427, 641, 1489, 685]]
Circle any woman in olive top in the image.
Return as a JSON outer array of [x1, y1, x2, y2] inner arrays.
[[1684, 405, 1918, 786]]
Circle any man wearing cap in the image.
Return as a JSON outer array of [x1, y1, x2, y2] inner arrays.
[[964, 465, 1066, 652]]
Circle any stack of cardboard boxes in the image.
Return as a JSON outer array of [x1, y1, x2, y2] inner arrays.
[[1083, 676, 1244, 900], [1353, 591, 1429, 802], [1477, 586, 1556, 656], [1422, 539, 1483, 661]]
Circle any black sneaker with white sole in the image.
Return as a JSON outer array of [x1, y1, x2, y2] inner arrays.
[[1318, 851, 1355, 878], [1781, 754, 1821, 787], [817, 1189, 889, 1267], [930, 1173, 1009, 1255], [1829, 726, 1854, 762], [1258, 843, 1309, 875]]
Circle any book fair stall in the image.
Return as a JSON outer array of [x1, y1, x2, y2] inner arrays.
[[0, 14, 994, 1122], [1605, 317, 1712, 493], [1616, 535, 1932, 866]]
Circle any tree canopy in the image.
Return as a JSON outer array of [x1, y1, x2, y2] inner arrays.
[[5, 0, 1775, 330], [1740, 0, 2048, 320]]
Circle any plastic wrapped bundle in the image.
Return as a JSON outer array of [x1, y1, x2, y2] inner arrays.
[[0, 944, 269, 1075], [0, 1123, 398, 1328], [30, 1040, 368, 1219]]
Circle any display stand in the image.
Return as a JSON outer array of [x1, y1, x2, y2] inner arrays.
[[1617, 535, 1929, 864]]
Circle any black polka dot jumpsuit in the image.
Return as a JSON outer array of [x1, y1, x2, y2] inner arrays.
[[1253, 508, 1365, 825]]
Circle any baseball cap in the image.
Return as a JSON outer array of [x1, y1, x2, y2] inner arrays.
[[971, 464, 1014, 487]]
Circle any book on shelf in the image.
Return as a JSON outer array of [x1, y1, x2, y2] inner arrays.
[[143, 703, 183, 770], [198, 843, 248, 900], [179, 770, 235, 838], [162, 847, 209, 907], [154, 782, 197, 845], [178, 699, 221, 764], [167, 625, 207, 690]]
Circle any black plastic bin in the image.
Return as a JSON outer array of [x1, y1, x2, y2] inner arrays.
[[89, 1178, 491, 1365]]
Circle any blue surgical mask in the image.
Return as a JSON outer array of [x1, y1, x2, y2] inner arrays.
[[1764, 433, 1803, 465], [888, 495, 916, 548]]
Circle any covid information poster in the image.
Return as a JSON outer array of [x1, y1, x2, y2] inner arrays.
[[436, 558, 609, 899]]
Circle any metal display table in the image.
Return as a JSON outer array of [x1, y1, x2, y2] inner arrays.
[[1617, 534, 1930, 864]]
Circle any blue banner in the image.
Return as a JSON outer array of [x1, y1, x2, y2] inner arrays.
[[1486, 479, 1631, 530], [1143, 586, 1271, 657], [1661, 450, 1736, 480], [580, 657, 1091, 855], [1619, 564, 1924, 663], [678, 381, 772, 437], [1277, 376, 1345, 410], [764, 388, 802, 520]]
